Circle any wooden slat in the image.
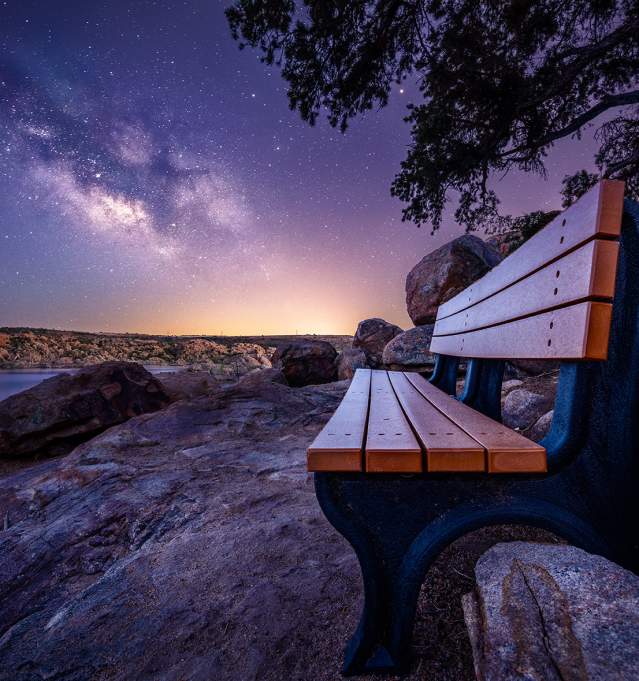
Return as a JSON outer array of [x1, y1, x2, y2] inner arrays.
[[437, 180, 624, 322], [388, 371, 485, 472], [365, 370, 421, 473], [307, 368, 371, 472], [433, 240, 619, 337], [430, 301, 612, 360], [405, 373, 547, 473]]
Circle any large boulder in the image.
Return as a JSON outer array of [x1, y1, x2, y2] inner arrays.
[[352, 318, 402, 368], [335, 348, 369, 381], [271, 340, 337, 387], [463, 542, 639, 680], [382, 325, 435, 371], [406, 234, 502, 325], [502, 388, 554, 431], [0, 361, 170, 458]]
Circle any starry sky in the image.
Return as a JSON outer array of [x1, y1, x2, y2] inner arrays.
[[0, 0, 602, 335]]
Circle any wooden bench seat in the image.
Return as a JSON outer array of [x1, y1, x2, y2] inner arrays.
[[308, 368, 546, 474]]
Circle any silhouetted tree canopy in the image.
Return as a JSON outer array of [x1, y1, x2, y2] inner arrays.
[[226, 1, 639, 231], [560, 170, 600, 207]]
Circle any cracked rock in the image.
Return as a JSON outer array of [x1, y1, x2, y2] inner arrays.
[[462, 542, 639, 680]]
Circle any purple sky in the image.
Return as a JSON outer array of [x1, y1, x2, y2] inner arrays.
[[0, 0, 602, 335]]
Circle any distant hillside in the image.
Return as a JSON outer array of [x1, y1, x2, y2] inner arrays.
[[0, 328, 353, 369]]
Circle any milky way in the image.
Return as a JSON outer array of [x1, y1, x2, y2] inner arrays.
[[0, 0, 601, 334]]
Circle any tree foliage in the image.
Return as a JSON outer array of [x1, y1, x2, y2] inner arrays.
[[560, 170, 600, 207], [227, 1, 639, 231]]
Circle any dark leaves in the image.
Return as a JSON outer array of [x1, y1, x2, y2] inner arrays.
[[226, 0, 639, 230]]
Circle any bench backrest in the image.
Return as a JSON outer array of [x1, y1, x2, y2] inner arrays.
[[430, 180, 625, 360]]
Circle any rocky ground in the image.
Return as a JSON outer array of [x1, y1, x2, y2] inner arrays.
[[0, 231, 604, 680], [0, 368, 563, 681]]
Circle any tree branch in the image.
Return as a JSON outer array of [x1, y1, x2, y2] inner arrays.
[[501, 90, 639, 159]]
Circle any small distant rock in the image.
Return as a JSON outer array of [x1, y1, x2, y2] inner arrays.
[[158, 370, 220, 401], [529, 409, 554, 442], [463, 542, 639, 680], [352, 318, 402, 368], [335, 348, 369, 381], [406, 235, 501, 325], [501, 379, 523, 394], [271, 340, 337, 387], [382, 325, 434, 371], [0, 361, 170, 458], [502, 388, 554, 430]]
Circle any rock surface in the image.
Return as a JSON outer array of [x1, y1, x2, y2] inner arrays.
[[406, 235, 501, 325], [0, 374, 361, 681], [382, 324, 435, 370], [0, 372, 568, 681], [508, 358, 561, 377], [529, 409, 554, 442], [335, 347, 369, 380], [157, 370, 220, 402], [501, 379, 523, 394], [0, 362, 170, 458], [462, 542, 639, 681], [352, 318, 403, 368], [502, 388, 554, 431], [271, 339, 338, 387]]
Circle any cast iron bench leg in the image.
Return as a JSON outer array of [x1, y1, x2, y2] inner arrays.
[[315, 472, 613, 676]]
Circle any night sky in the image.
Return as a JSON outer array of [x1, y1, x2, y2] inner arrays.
[[0, 0, 601, 335]]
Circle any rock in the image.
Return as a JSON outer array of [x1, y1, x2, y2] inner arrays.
[[229, 342, 272, 367], [382, 325, 435, 371], [501, 379, 523, 394], [502, 388, 554, 431], [406, 234, 502, 325], [218, 352, 272, 378], [508, 359, 561, 377], [0, 377, 360, 681], [352, 318, 403, 368], [271, 340, 338, 387], [462, 542, 639, 680], [158, 370, 220, 401], [335, 348, 369, 380], [177, 338, 229, 363], [529, 409, 554, 442], [238, 367, 287, 389], [0, 362, 170, 458]]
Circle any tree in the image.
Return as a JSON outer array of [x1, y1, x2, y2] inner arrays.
[[560, 170, 599, 208], [226, 1, 639, 231]]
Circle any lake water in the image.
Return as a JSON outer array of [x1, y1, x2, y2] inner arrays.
[[0, 366, 183, 402]]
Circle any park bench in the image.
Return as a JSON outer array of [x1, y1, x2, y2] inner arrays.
[[307, 180, 639, 675]]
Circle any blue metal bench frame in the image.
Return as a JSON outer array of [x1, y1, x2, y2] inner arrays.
[[314, 199, 639, 675]]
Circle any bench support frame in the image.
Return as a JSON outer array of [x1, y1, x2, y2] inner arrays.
[[315, 200, 639, 676]]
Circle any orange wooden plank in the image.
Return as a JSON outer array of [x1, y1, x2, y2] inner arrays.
[[388, 371, 485, 472], [433, 240, 619, 337], [307, 368, 371, 472], [430, 301, 612, 360], [365, 370, 421, 473], [404, 373, 547, 473], [437, 180, 624, 322]]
